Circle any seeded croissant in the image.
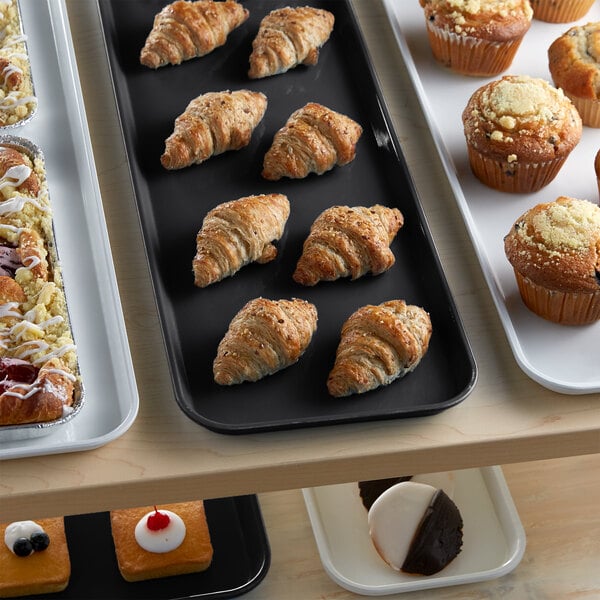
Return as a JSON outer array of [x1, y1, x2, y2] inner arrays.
[[262, 102, 362, 180], [193, 193, 290, 287], [248, 6, 334, 79], [140, 0, 249, 69], [161, 89, 267, 169], [213, 297, 318, 385], [293, 205, 404, 286], [327, 300, 432, 397]]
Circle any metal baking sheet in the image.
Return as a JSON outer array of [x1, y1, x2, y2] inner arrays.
[[97, 0, 476, 433], [381, 0, 600, 394], [19, 495, 270, 600], [0, 0, 138, 458]]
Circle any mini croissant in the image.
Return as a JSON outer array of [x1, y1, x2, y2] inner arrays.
[[161, 89, 267, 169], [262, 102, 362, 180], [248, 6, 334, 79], [327, 300, 432, 397], [213, 297, 318, 385], [193, 193, 290, 287], [293, 205, 404, 286], [140, 0, 249, 69]]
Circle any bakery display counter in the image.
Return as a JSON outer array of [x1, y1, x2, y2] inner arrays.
[[1, 0, 599, 524]]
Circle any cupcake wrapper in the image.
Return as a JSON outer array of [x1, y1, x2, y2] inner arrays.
[[564, 94, 600, 128], [466, 145, 567, 193], [532, 0, 595, 22], [425, 22, 523, 77], [514, 270, 600, 325]]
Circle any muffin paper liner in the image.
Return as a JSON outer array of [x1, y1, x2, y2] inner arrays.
[[425, 22, 524, 77], [532, 0, 595, 23], [514, 270, 600, 325], [565, 94, 600, 129], [466, 145, 568, 193]]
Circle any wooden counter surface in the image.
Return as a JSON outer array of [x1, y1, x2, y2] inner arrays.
[[0, 0, 599, 521]]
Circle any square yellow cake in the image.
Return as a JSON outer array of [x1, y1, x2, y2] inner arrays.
[[110, 501, 213, 582], [0, 518, 70, 598]]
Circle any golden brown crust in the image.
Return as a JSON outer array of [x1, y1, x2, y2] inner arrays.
[[548, 23, 600, 101], [0, 147, 40, 197], [193, 193, 290, 287], [140, 0, 249, 68], [0, 357, 75, 426], [0, 518, 70, 598], [420, 0, 532, 42], [161, 89, 267, 169], [462, 75, 582, 165], [504, 196, 600, 293], [110, 501, 213, 582], [262, 102, 362, 180], [213, 297, 318, 385], [293, 205, 404, 286], [248, 6, 334, 79], [327, 300, 432, 397]]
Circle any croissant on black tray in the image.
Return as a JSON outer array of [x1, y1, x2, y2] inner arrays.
[[213, 297, 318, 385], [327, 300, 432, 397], [248, 6, 334, 79], [293, 204, 404, 286], [193, 193, 290, 287], [140, 0, 249, 69], [262, 102, 362, 181], [161, 89, 267, 170]]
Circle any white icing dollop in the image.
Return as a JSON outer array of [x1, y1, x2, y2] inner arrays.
[[134, 509, 186, 553], [367, 482, 437, 571], [4, 520, 43, 554]]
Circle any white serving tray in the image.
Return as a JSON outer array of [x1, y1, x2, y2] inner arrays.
[[380, 1, 600, 394], [0, 0, 138, 459], [303, 467, 525, 595]]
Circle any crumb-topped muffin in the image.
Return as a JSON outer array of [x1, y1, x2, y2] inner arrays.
[[504, 196, 600, 325], [548, 22, 600, 128], [462, 75, 582, 192], [418, 0, 532, 76], [530, 0, 595, 23]]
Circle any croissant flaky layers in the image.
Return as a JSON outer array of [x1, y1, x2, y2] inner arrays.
[[162, 89, 268, 169], [213, 297, 318, 385], [248, 6, 334, 79], [140, 0, 249, 69], [327, 300, 432, 397], [262, 102, 362, 180], [293, 205, 404, 286], [193, 193, 290, 287]]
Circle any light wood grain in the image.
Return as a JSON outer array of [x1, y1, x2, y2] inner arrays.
[[0, 0, 599, 522]]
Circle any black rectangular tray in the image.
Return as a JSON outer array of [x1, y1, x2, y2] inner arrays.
[[24, 495, 269, 600], [97, 0, 476, 433]]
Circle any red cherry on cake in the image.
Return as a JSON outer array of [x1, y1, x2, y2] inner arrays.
[[146, 507, 170, 531]]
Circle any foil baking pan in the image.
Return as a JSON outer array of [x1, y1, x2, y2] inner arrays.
[[0, 135, 84, 442], [0, 0, 38, 130]]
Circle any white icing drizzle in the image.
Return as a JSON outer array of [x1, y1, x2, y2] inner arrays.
[[0, 300, 20, 319], [4, 521, 43, 555], [14, 340, 76, 364], [0, 195, 48, 215], [0, 223, 24, 234], [0, 92, 36, 109], [0, 164, 31, 189], [134, 510, 186, 553], [21, 254, 40, 268], [44, 367, 76, 382], [2, 382, 39, 400]]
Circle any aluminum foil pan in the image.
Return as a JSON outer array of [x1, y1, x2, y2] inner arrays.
[[0, 0, 38, 130], [0, 135, 84, 442]]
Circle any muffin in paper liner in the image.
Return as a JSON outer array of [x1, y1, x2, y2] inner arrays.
[[504, 196, 600, 326], [419, 0, 532, 77], [530, 0, 595, 23], [513, 269, 600, 325], [424, 20, 525, 77], [462, 75, 582, 194]]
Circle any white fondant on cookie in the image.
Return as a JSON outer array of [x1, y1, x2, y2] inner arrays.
[[134, 510, 186, 553], [367, 482, 436, 571]]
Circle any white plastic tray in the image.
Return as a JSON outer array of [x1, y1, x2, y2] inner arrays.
[[0, 0, 138, 459], [381, 1, 600, 394], [303, 467, 525, 595]]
